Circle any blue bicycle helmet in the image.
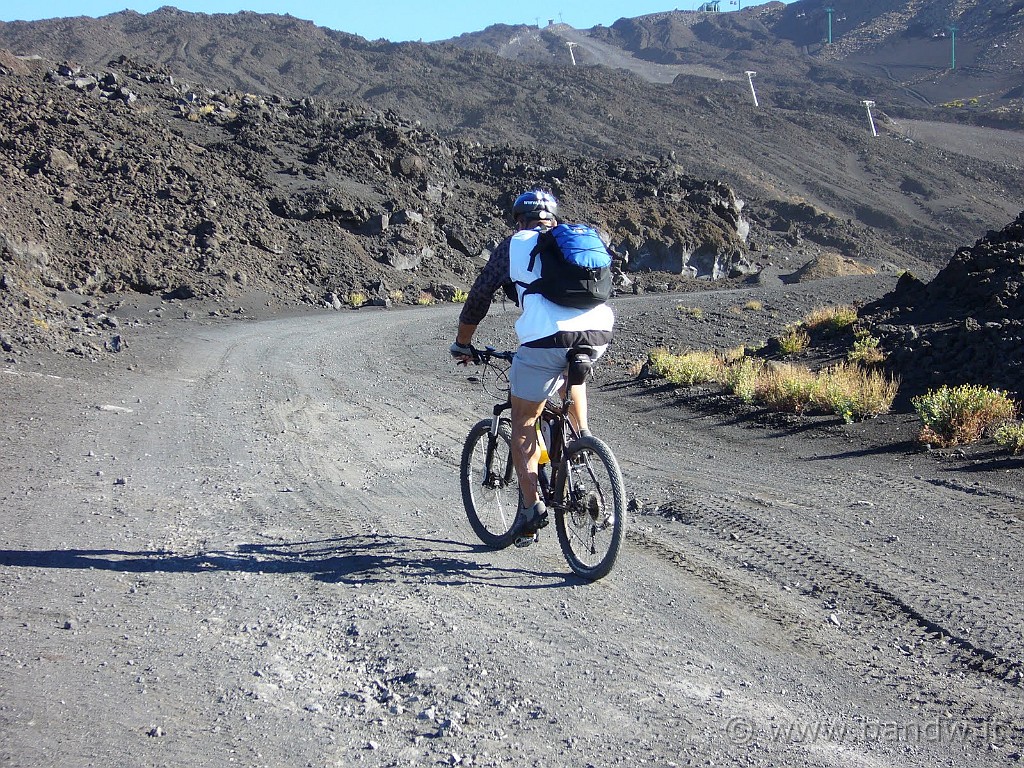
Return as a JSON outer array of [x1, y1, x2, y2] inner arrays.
[[512, 190, 559, 222]]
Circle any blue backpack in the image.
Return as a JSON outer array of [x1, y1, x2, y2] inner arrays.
[[521, 224, 613, 309]]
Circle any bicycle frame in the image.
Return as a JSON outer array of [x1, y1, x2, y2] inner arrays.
[[461, 345, 626, 579], [539, 400, 573, 501], [478, 348, 581, 509]]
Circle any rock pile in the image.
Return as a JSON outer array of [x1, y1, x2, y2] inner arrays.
[[1, 53, 764, 359], [863, 211, 1024, 399], [6, 5, 1019, 273]]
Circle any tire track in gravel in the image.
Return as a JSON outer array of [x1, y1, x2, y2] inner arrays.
[[606, 382, 1024, 689], [240, 308, 473, 546], [173, 311, 435, 546], [649, 496, 1023, 684]]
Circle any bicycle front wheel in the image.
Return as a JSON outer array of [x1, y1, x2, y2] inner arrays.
[[460, 418, 520, 549], [554, 435, 626, 580]]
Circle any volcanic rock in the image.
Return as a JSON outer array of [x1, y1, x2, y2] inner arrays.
[[863, 211, 1024, 399]]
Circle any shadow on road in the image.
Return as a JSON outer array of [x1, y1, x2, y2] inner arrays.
[[948, 451, 1024, 475], [0, 533, 579, 589], [805, 441, 920, 461]]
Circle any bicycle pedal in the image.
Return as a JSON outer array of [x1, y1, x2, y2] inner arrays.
[[514, 532, 538, 548]]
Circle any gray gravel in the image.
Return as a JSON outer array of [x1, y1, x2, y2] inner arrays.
[[1, 284, 1022, 767]]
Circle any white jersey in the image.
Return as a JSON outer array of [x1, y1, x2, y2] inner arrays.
[[508, 228, 615, 345]]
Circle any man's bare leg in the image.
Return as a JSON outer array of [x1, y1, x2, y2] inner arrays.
[[567, 383, 589, 434], [510, 394, 546, 507]]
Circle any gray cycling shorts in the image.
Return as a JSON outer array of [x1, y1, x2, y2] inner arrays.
[[509, 344, 608, 403]]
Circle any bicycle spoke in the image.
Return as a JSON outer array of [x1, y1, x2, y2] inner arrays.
[[461, 419, 520, 549], [554, 435, 626, 580]]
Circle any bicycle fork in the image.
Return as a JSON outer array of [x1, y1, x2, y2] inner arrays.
[[484, 402, 512, 490], [490, 401, 511, 433]]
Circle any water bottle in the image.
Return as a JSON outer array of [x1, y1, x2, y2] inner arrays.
[[536, 420, 550, 465]]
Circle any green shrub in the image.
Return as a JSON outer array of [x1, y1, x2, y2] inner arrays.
[[649, 348, 723, 387], [778, 327, 810, 355], [995, 422, 1024, 455], [347, 291, 368, 308], [452, 288, 469, 303], [912, 384, 1017, 447], [723, 356, 763, 403], [848, 330, 886, 365]]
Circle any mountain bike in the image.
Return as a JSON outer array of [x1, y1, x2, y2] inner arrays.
[[458, 346, 626, 581]]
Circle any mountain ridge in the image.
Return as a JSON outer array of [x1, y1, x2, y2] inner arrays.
[[1, 1, 1022, 359]]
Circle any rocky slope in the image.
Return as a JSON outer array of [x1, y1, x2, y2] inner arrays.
[[1, 2, 1023, 383], [863, 209, 1024, 399], [1, 3, 1022, 265], [1, 53, 768, 358]]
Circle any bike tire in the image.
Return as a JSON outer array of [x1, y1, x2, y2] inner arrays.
[[553, 435, 626, 580], [460, 418, 520, 549]]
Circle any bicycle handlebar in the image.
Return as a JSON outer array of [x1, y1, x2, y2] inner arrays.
[[471, 346, 515, 365], [454, 344, 514, 366]]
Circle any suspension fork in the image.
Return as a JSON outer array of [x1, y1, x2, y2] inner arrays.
[[482, 401, 512, 486], [490, 401, 510, 435]]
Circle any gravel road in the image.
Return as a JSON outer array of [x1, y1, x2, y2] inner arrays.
[[2, 286, 1022, 767]]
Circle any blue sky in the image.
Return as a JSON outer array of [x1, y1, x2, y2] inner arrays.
[[0, 1, 792, 42]]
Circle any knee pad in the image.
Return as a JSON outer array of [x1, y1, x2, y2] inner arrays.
[[566, 347, 595, 387]]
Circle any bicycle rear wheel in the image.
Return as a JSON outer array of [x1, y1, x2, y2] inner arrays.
[[554, 435, 626, 580], [460, 418, 520, 549]]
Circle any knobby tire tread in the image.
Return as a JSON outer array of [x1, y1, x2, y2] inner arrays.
[[460, 418, 519, 549], [554, 434, 626, 581]]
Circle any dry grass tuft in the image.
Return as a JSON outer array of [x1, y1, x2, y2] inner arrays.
[[802, 305, 858, 333], [645, 346, 900, 422], [812, 363, 900, 422], [648, 348, 724, 387], [755, 363, 819, 413], [778, 326, 810, 355]]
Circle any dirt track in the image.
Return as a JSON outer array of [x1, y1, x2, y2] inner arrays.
[[2, 285, 1023, 767]]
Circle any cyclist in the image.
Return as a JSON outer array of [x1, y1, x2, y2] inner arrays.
[[451, 190, 615, 547]]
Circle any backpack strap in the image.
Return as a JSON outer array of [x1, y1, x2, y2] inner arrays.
[[527, 233, 551, 272], [517, 233, 552, 296]]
